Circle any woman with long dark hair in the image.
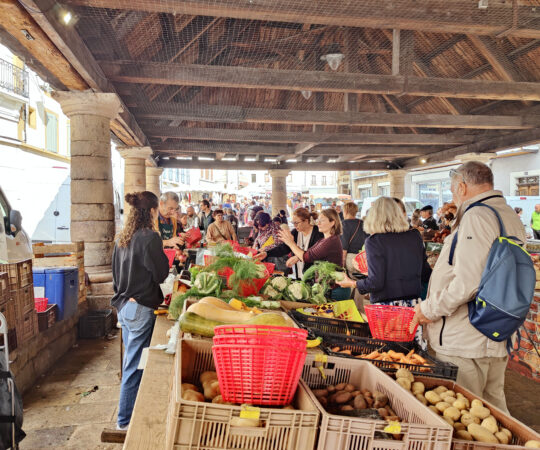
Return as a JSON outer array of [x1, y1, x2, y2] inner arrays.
[[111, 191, 170, 431]]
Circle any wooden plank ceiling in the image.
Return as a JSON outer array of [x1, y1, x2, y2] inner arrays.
[[6, 0, 540, 170]]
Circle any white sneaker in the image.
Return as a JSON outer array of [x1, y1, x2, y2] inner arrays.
[[116, 423, 129, 431]]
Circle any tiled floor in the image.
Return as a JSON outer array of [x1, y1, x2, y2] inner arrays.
[[20, 334, 123, 449]]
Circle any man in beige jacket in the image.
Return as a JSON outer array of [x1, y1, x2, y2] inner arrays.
[[412, 161, 526, 412]]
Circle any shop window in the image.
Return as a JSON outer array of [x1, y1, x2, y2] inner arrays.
[[417, 182, 441, 212], [28, 106, 37, 129], [45, 109, 58, 153], [322, 176, 326, 186], [359, 187, 372, 200], [516, 176, 539, 196], [378, 185, 390, 196], [174, 169, 179, 182], [311, 175, 316, 185]]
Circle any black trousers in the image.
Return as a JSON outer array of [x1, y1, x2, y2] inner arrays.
[[534, 229, 540, 240]]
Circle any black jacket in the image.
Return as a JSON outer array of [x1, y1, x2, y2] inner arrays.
[[112, 229, 170, 312], [266, 226, 324, 274], [356, 229, 432, 303]]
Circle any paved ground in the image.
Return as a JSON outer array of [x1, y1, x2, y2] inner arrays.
[[17, 332, 540, 448], [20, 334, 123, 450]]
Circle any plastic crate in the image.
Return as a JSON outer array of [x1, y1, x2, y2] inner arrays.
[[0, 259, 33, 291], [37, 304, 58, 332], [16, 309, 37, 346], [12, 284, 35, 319], [302, 353, 453, 450], [289, 310, 371, 338], [413, 377, 540, 450], [33, 267, 78, 320], [318, 331, 458, 380], [166, 338, 320, 450], [364, 304, 418, 342], [78, 309, 113, 338]]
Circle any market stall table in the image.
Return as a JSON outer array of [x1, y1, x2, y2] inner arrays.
[[123, 314, 174, 449]]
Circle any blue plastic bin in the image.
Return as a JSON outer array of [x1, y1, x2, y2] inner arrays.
[[32, 267, 78, 320]]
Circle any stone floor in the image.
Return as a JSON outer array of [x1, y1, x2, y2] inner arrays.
[[19, 333, 123, 450], [16, 332, 540, 448]]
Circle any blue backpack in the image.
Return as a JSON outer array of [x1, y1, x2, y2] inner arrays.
[[449, 199, 535, 343]]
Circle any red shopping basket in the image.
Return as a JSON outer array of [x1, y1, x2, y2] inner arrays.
[[34, 297, 48, 313], [364, 304, 418, 342], [213, 325, 307, 405], [163, 249, 176, 268]]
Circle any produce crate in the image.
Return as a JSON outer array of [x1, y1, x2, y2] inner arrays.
[[318, 332, 458, 380], [78, 309, 113, 338], [0, 259, 33, 291], [32, 242, 86, 304], [0, 272, 8, 302], [37, 304, 58, 332], [0, 300, 16, 330], [302, 354, 453, 450], [289, 310, 371, 338], [12, 284, 35, 319], [413, 377, 540, 450], [166, 338, 320, 450], [16, 309, 37, 345]]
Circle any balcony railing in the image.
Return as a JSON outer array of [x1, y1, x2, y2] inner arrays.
[[0, 58, 29, 98]]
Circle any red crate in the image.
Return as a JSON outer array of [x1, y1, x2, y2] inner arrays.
[[34, 297, 48, 313]]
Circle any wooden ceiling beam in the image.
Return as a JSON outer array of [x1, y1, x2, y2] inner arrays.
[[101, 61, 540, 101], [63, 0, 540, 39], [145, 126, 477, 145], [403, 127, 540, 168], [153, 141, 293, 154], [132, 103, 538, 129]]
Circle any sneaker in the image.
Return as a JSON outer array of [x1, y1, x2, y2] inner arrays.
[[116, 423, 129, 431]]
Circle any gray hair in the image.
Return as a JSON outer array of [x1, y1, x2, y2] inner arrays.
[[160, 191, 180, 203], [453, 161, 493, 186]]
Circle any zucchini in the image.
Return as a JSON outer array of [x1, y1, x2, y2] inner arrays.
[[179, 311, 224, 337]]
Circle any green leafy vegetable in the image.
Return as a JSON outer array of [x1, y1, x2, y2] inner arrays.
[[302, 261, 345, 304], [193, 272, 222, 296], [262, 284, 282, 300]]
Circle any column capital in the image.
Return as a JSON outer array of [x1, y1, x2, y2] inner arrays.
[[269, 169, 290, 178], [146, 167, 164, 176], [454, 152, 496, 164], [118, 146, 153, 160], [52, 90, 122, 119]]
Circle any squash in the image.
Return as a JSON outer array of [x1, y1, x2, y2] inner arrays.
[[179, 312, 224, 337], [244, 312, 296, 327], [199, 297, 236, 310], [187, 301, 255, 323]]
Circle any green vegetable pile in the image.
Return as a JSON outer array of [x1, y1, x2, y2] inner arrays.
[[302, 261, 346, 304]]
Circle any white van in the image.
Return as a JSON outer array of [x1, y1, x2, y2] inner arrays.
[[0, 187, 33, 263], [358, 197, 423, 219]]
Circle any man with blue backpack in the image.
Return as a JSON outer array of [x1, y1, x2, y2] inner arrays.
[[411, 161, 535, 413]]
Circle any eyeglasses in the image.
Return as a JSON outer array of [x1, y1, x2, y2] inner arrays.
[[292, 220, 306, 226], [449, 168, 466, 184]]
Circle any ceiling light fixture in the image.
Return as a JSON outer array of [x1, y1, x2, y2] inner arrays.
[[301, 90, 312, 100], [175, 156, 191, 160], [62, 11, 73, 25], [285, 159, 297, 163], [419, 157, 428, 164], [264, 158, 277, 163], [244, 157, 257, 162], [328, 159, 337, 163], [222, 157, 237, 161], [198, 156, 214, 161], [321, 44, 344, 71]]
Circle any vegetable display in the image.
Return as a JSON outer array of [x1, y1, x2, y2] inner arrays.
[[302, 261, 345, 304], [285, 281, 311, 302], [193, 272, 222, 296]]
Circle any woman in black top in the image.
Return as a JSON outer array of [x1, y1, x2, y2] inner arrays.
[[112, 191, 169, 431], [341, 202, 368, 276]]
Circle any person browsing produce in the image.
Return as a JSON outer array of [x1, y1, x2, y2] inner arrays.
[[111, 191, 170, 431], [155, 191, 184, 249], [252, 212, 283, 253], [341, 202, 368, 276], [255, 207, 323, 278], [206, 209, 237, 244]]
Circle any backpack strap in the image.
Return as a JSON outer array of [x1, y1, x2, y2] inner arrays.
[[448, 195, 504, 266]]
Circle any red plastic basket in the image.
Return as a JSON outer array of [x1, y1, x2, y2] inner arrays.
[[213, 325, 307, 405], [261, 262, 275, 275], [163, 249, 176, 268], [364, 304, 418, 342], [34, 297, 48, 313]]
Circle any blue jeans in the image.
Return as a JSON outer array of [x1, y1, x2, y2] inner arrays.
[[117, 301, 156, 427]]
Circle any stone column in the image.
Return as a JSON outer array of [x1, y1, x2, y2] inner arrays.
[[269, 169, 290, 217], [146, 167, 163, 198], [455, 152, 496, 166], [52, 91, 121, 274], [388, 169, 407, 198], [118, 146, 153, 219]]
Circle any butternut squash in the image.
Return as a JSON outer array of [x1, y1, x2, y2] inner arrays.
[[199, 296, 236, 310], [187, 301, 255, 323]]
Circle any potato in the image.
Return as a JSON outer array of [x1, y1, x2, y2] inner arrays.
[[495, 431, 510, 444], [351, 390, 362, 397], [453, 422, 466, 432], [378, 407, 389, 417], [455, 430, 473, 441], [182, 389, 204, 402], [481, 416, 498, 434], [354, 395, 367, 410], [442, 390, 456, 398], [373, 391, 389, 408], [470, 406, 491, 420], [181, 383, 199, 394], [467, 423, 498, 443], [318, 396, 328, 408], [341, 405, 353, 412], [344, 384, 356, 392], [334, 392, 352, 404], [456, 394, 470, 408], [282, 405, 295, 410], [442, 397, 456, 406], [443, 407, 461, 422], [203, 380, 221, 400], [525, 441, 540, 448], [412, 382, 425, 395], [211, 395, 234, 405], [500, 427, 512, 439], [364, 396, 374, 407], [200, 371, 217, 384], [443, 416, 454, 426], [453, 399, 468, 411], [461, 413, 480, 426], [434, 386, 448, 395], [436, 401, 451, 412], [425, 391, 442, 405], [396, 368, 414, 382], [335, 383, 348, 391], [396, 377, 412, 391], [415, 394, 428, 405], [428, 405, 439, 415], [471, 399, 483, 409], [230, 417, 260, 427], [312, 389, 328, 398], [327, 385, 336, 393]]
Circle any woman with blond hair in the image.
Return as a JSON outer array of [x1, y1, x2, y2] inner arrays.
[[337, 197, 431, 316]]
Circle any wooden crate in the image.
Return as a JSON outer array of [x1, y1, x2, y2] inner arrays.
[[33, 242, 86, 304], [12, 284, 35, 319], [16, 309, 37, 346], [0, 259, 33, 291], [0, 272, 8, 302]]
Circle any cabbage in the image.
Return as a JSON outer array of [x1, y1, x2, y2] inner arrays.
[[270, 276, 289, 292], [262, 284, 282, 300], [286, 281, 311, 301]]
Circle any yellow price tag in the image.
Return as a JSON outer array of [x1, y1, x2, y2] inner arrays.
[[384, 421, 401, 434], [240, 405, 260, 420]]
